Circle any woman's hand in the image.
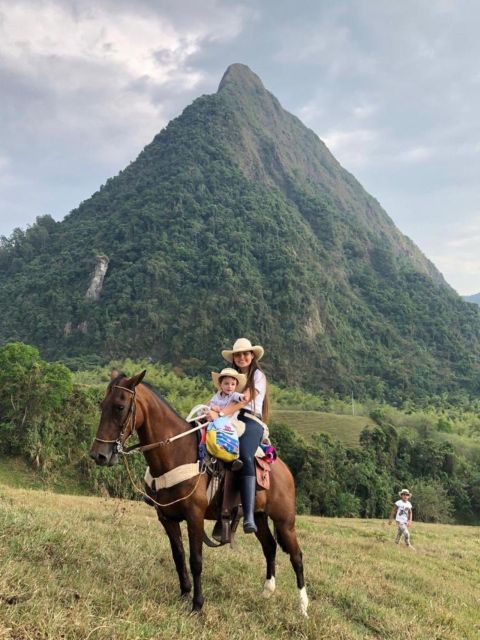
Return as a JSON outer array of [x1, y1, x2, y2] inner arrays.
[[206, 408, 219, 421]]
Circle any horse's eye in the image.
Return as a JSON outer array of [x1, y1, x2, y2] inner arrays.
[[114, 404, 125, 413]]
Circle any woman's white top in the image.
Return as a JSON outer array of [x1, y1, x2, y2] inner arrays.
[[244, 369, 267, 417]]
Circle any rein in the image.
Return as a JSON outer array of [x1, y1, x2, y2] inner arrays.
[[95, 389, 209, 508], [95, 386, 208, 456]]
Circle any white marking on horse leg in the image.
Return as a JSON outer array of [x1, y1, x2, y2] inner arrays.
[[261, 576, 276, 598], [299, 586, 309, 617]]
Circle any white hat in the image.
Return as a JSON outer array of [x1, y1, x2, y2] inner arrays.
[[221, 338, 264, 363], [211, 368, 247, 392], [399, 489, 411, 496]]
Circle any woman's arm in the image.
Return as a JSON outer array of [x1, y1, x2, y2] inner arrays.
[[206, 396, 249, 421]]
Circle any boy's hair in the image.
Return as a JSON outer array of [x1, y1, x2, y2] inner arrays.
[[219, 374, 238, 386]]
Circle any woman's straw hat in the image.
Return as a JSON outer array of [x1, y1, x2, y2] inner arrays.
[[211, 367, 247, 392], [221, 338, 264, 363], [399, 489, 411, 496]]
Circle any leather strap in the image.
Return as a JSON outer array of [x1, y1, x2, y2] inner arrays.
[[144, 462, 200, 491]]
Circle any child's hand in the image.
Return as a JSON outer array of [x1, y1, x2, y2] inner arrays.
[[242, 388, 251, 402], [210, 404, 221, 412]]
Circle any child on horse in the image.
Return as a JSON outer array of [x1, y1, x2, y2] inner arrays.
[[207, 367, 248, 418]]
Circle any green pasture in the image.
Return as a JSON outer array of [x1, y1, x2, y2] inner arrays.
[[271, 410, 376, 447], [0, 483, 478, 640]]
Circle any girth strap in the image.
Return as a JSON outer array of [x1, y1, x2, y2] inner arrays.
[[144, 462, 201, 491]]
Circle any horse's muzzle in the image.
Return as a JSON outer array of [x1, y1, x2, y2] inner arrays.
[[89, 443, 120, 466]]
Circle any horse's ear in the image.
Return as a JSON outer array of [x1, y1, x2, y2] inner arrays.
[[111, 368, 120, 380], [129, 369, 147, 388]]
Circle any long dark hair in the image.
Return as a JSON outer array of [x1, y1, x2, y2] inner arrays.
[[233, 354, 269, 423]]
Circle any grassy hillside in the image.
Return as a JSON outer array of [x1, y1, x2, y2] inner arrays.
[[271, 410, 376, 447], [0, 483, 478, 639]]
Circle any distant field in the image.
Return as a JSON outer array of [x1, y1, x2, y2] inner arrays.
[[271, 409, 376, 447], [0, 483, 478, 639]]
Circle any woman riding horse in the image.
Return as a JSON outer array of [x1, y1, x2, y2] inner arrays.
[[206, 338, 268, 534]]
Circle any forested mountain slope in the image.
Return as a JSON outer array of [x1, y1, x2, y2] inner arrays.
[[1, 64, 479, 401]]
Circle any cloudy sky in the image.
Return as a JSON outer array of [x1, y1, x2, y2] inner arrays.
[[1, 0, 479, 294]]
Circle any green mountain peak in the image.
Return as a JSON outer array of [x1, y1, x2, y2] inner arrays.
[[0, 65, 479, 401], [217, 63, 267, 95]]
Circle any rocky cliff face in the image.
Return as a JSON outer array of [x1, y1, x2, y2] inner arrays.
[[85, 256, 109, 301]]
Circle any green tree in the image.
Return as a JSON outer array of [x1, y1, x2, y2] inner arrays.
[[0, 342, 72, 463]]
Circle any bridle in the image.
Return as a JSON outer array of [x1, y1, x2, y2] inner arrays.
[[94, 384, 138, 455], [94, 386, 208, 456], [94, 388, 210, 508]]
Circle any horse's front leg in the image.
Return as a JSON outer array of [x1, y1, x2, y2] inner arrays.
[[158, 516, 192, 596], [186, 512, 206, 613]]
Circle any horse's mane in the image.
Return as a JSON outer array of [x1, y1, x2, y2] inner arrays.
[[141, 380, 186, 422], [109, 372, 186, 422]]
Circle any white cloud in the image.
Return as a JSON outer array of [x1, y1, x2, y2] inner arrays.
[[0, 1, 204, 88], [396, 146, 434, 163], [322, 127, 381, 168]]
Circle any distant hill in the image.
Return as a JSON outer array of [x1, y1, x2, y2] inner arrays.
[[463, 293, 480, 306], [1, 63, 480, 401]]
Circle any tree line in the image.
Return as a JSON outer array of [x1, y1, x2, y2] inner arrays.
[[0, 342, 479, 524]]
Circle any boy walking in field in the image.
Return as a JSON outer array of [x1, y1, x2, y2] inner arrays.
[[389, 489, 414, 549]]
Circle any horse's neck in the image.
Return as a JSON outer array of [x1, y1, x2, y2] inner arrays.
[[139, 388, 197, 474]]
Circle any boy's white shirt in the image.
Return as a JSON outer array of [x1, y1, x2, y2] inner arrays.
[[395, 499, 412, 524], [208, 390, 244, 412]]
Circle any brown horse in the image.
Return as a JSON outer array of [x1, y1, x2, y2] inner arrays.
[[90, 370, 309, 615]]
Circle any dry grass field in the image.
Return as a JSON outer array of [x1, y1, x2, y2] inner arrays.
[[0, 482, 479, 640]]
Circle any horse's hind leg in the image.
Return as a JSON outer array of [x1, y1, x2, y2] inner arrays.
[[254, 513, 277, 598], [158, 517, 192, 596], [275, 522, 309, 617]]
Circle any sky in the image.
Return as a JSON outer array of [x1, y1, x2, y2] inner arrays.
[[1, 0, 479, 295]]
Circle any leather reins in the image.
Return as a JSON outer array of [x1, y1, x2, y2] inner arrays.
[[95, 385, 207, 455]]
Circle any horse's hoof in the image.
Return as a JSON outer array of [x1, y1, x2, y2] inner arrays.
[[190, 604, 204, 615], [299, 586, 309, 617], [262, 577, 276, 599]]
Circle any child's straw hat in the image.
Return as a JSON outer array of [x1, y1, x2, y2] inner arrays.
[[211, 367, 247, 392]]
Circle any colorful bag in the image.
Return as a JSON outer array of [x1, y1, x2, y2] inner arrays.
[[206, 417, 240, 462]]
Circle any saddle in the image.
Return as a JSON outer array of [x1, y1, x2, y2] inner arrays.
[[205, 455, 270, 547]]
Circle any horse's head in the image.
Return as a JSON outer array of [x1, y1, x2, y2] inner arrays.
[[90, 369, 146, 466]]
